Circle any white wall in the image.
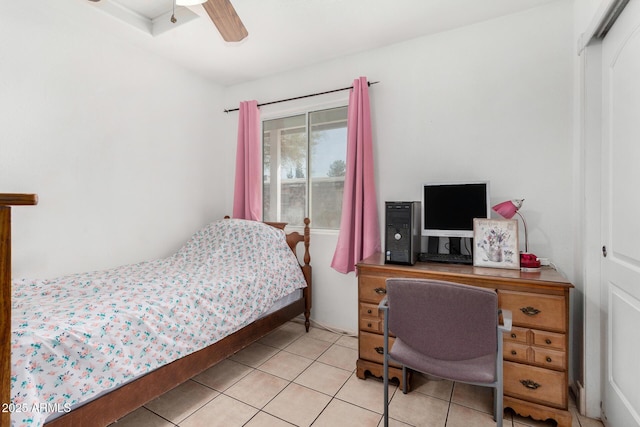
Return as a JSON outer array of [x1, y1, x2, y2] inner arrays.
[[1, 2, 226, 278], [222, 1, 575, 334]]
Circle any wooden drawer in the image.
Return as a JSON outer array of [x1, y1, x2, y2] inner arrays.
[[532, 330, 566, 351], [359, 276, 388, 303], [359, 302, 384, 333], [504, 361, 567, 408], [503, 326, 529, 344], [504, 341, 529, 363], [499, 290, 566, 332], [359, 331, 400, 367], [359, 302, 381, 318], [359, 317, 383, 333], [532, 347, 566, 370]]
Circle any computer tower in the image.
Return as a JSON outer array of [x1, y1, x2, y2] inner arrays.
[[384, 201, 421, 265]]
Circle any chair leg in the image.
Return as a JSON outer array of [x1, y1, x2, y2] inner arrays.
[[493, 387, 497, 421], [383, 358, 389, 427], [496, 382, 503, 427], [402, 366, 408, 394], [381, 301, 390, 427]]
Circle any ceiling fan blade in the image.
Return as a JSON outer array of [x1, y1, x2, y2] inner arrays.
[[202, 0, 248, 42]]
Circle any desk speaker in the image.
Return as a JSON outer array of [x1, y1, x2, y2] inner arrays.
[[385, 201, 421, 265]]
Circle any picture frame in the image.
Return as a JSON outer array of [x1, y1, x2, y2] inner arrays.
[[473, 218, 520, 269]]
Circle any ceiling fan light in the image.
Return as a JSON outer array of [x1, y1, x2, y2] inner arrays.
[[176, 0, 207, 5]]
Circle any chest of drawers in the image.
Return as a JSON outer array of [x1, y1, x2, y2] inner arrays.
[[356, 253, 574, 427]]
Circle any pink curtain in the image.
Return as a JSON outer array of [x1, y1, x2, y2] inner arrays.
[[232, 100, 261, 220], [331, 77, 381, 274]]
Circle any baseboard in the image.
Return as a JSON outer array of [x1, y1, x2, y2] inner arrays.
[[570, 380, 586, 416]]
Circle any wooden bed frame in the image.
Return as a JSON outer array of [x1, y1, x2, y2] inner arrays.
[[0, 194, 312, 427]]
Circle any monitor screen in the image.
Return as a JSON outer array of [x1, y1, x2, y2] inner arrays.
[[421, 181, 490, 238]]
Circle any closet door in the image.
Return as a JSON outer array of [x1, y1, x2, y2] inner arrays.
[[600, 1, 640, 426]]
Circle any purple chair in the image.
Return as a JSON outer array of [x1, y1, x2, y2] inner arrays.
[[379, 278, 512, 427]]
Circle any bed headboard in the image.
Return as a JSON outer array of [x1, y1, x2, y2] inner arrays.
[[265, 218, 310, 263], [225, 216, 312, 328], [223, 217, 311, 264], [0, 193, 38, 426], [264, 219, 311, 328]]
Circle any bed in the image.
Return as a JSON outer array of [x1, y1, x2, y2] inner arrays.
[[0, 195, 311, 427]]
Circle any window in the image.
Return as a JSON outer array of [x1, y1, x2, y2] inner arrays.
[[263, 106, 348, 229]]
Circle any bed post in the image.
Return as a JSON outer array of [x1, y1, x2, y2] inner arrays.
[[0, 194, 38, 426]]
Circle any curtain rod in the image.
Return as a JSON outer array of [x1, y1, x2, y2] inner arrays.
[[223, 81, 379, 113]]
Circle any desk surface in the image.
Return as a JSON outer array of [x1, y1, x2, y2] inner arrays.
[[358, 252, 573, 290]]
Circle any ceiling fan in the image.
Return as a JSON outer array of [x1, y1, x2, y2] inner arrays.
[[178, 0, 248, 42], [88, 0, 248, 42]]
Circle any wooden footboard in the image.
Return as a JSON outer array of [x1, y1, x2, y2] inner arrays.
[[1, 194, 38, 427]]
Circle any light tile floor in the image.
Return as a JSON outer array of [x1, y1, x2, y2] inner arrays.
[[110, 321, 604, 427]]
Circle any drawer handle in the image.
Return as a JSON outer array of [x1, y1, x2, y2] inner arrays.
[[375, 346, 384, 355], [520, 306, 541, 316], [367, 309, 372, 314], [510, 333, 517, 339], [520, 379, 541, 390], [374, 288, 387, 295], [546, 357, 552, 363], [545, 339, 552, 345], [511, 350, 517, 355], [367, 323, 372, 328]]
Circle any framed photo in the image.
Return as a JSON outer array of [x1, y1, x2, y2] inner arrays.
[[473, 218, 520, 269]]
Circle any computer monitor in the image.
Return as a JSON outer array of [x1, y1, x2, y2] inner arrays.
[[421, 181, 490, 239]]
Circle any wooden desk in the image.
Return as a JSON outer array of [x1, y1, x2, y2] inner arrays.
[[356, 253, 574, 427]]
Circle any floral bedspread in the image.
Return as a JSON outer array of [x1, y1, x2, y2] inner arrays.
[[10, 219, 307, 427]]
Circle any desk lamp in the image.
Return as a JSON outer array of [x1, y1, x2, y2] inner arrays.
[[492, 199, 541, 269]]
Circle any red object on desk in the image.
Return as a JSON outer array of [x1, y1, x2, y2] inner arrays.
[[520, 252, 541, 268]]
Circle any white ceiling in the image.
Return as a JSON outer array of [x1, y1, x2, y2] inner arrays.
[[79, 0, 558, 86]]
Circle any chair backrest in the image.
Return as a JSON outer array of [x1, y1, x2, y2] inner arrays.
[[386, 278, 498, 361]]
